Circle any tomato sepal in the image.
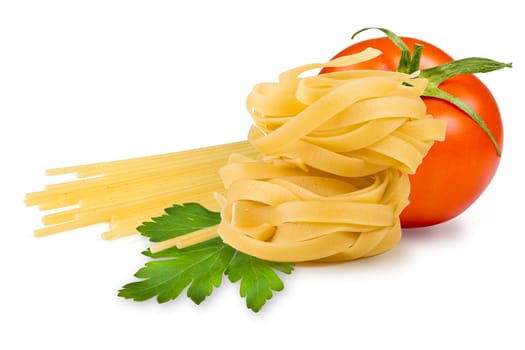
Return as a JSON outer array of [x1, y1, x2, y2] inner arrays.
[[352, 27, 413, 73], [420, 57, 512, 86], [419, 57, 511, 156]]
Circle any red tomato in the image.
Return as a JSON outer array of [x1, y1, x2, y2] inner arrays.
[[321, 37, 504, 227]]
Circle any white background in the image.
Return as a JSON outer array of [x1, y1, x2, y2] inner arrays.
[[1, 1, 523, 349]]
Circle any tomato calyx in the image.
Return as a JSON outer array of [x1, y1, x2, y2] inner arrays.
[[353, 27, 512, 156]]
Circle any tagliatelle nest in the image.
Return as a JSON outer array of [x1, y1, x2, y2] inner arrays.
[[213, 48, 445, 262]]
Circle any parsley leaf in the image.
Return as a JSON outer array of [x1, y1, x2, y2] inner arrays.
[[118, 239, 235, 304], [137, 202, 221, 242], [226, 252, 294, 312], [118, 203, 294, 312]]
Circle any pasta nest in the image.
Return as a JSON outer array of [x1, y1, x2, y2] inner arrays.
[[216, 48, 446, 262]]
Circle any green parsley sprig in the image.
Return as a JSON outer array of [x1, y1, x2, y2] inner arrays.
[[118, 203, 294, 312]]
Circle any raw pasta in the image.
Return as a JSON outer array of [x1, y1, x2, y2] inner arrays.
[[27, 47, 446, 264], [26, 141, 257, 239], [212, 49, 445, 262]]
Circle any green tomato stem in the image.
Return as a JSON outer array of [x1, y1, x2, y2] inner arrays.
[[409, 44, 424, 74]]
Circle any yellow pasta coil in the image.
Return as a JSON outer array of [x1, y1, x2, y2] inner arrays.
[[217, 156, 410, 262], [212, 48, 446, 262]]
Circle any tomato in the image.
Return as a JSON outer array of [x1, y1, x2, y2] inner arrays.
[[321, 36, 504, 227]]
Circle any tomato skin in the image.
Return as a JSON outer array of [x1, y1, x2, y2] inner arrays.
[[322, 37, 504, 227]]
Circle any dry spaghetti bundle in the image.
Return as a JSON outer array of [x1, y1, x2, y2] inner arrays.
[[25, 142, 257, 239], [207, 48, 446, 262]]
